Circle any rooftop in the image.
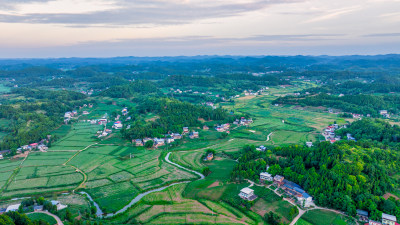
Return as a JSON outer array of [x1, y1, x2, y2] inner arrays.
[[240, 187, 254, 195], [382, 213, 396, 221], [357, 209, 368, 217]]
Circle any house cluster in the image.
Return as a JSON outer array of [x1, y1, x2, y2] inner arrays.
[[380, 110, 390, 118], [323, 124, 342, 143], [357, 209, 398, 225], [64, 110, 78, 123], [215, 123, 230, 132], [233, 117, 253, 126], [352, 113, 363, 119], [89, 117, 108, 126], [205, 102, 217, 109], [268, 173, 313, 207], [0, 200, 67, 214], [238, 187, 258, 201], [16, 135, 51, 154], [97, 128, 112, 138], [20, 141, 49, 152], [80, 89, 94, 96], [133, 127, 198, 148]]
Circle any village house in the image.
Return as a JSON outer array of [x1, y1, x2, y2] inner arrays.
[[204, 153, 213, 161], [347, 133, 356, 141], [382, 213, 397, 225], [99, 118, 107, 125], [122, 107, 128, 116], [30, 143, 38, 150], [64, 112, 73, 119], [38, 144, 48, 151], [6, 204, 21, 212], [51, 200, 67, 211], [203, 125, 209, 130], [183, 127, 189, 134], [189, 131, 199, 139], [171, 133, 182, 139], [369, 221, 383, 225], [281, 180, 313, 207], [134, 139, 144, 146], [260, 172, 273, 183], [256, 145, 267, 152], [166, 138, 175, 144], [113, 121, 123, 129], [0, 154, 3, 160], [274, 175, 285, 185], [357, 209, 369, 222], [153, 138, 165, 147], [240, 117, 253, 126], [215, 126, 225, 132], [306, 142, 313, 147], [238, 187, 257, 201], [34, 205, 43, 212], [82, 111, 89, 115]]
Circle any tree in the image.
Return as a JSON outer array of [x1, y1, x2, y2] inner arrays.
[[265, 211, 281, 225], [201, 167, 211, 176], [0, 214, 15, 225], [145, 140, 154, 148], [65, 209, 73, 222], [90, 206, 97, 215], [289, 206, 299, 220]]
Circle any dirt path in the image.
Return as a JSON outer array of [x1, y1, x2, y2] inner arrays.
[[2, 150, 31, 192], [63, 143, 98, 190], [27, 211, 64, 225], [266, 132, 273, 141]]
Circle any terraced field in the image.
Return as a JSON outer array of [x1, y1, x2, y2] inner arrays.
[[69, 145, 198, 213], [0, 121, 198, 210], [169, 150, 205, 172], [109, 183, 261, 224]]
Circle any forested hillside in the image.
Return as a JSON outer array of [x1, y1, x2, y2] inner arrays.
[[273, 93, 400, 116], [122, 97, 229, 139], [0, 89, 88, 151]]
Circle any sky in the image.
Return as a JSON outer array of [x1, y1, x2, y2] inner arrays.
[[0, 0, 399, 58]]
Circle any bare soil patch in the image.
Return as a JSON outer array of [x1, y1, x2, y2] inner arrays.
[[384, 192, 400, 200], [207, 181, 220, 188], [237, 95, 256, 101]]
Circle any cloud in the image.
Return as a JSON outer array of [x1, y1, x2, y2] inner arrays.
[[363, 33, 400, 37], [302, 6, 362, 23], [0, 0, 301, 25], [0, 0, 51, 10]]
